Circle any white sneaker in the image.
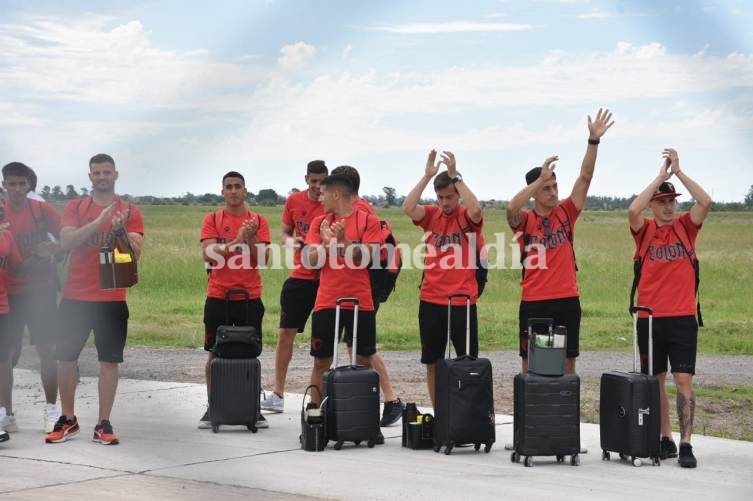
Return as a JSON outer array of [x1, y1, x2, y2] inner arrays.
[[0, 429, 8, 443], [260, 391, 285, 413], [255, 414, 269, 429], [198, 409, 212, 429], [44, 404, 60, 433], [0, 407, 18, 433]]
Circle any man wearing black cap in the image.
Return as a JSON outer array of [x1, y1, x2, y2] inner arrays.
[[627, 148, 712, 468], [507, 109, 614, 375]]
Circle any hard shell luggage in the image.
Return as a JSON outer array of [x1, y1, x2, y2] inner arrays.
[[512, 371, 580, 466], [209, 357, 261, 433], [323, 297, 381, 450], [433, 294, 495, 455], [212, 289, 262, 359], [599, 306, 661, 467]]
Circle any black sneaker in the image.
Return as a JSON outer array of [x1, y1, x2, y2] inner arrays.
[[678, 443, 697, 468], [660, 436, 678, 459], [375, 431, 384, 445], [380, 399, 405, 427], [0, 430, 8, 443]]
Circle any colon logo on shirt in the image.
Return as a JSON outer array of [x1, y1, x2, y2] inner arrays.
[[87, 231, 117, 248], [524, 227, 568, 250], [295, 221, 310, 236], [647, 243, 690, 263], [428, 231, 463, 250]]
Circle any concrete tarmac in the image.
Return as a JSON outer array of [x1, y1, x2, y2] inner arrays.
[[1, 369, 751, 500]]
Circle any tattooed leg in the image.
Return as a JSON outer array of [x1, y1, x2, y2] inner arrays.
[[674, 373, 695, 443]]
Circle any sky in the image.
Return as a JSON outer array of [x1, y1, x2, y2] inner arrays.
[[1, 0, 752, 202]]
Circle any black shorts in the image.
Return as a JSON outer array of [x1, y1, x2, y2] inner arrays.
[[638, 315, 697, 375], [5, 290, 59, 349], [519, 296, 581, 359], [419, 301, 478, 364], [0, 314, 10, 359], [310, 309, 376, 359], [203, 297, 265, 351], [57, 299, 130, 363], [279, 278, 318, 332]]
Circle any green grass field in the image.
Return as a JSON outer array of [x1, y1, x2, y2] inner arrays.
[[127, 206, 753, 355]]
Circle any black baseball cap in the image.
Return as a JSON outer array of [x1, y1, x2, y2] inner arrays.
[[525, 166, 556, 185], [651, 181, 682, 201]]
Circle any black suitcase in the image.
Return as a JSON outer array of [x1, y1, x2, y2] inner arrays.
[[209, 357, 261, 433], [512, 371, 581, 467], [323, 297, 381, 450], [433, 294, 495, 455], [600, 306, 661, 467]]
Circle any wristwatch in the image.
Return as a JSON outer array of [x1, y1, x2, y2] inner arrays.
[[451, 173, 463, 183]]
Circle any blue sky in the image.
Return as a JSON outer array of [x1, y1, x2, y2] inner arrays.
[[1, 0, 752, 201]]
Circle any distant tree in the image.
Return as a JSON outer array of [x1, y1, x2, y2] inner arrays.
[[290, 187, 301, 195], [80, 187, 89, 197], [256, 188, 281, 206], [51, 185, 63, 199], [745, 185, 753, 208], [65, 185, 78, 198], [383, 186, 397, 207], [41, 185, 51, 198]]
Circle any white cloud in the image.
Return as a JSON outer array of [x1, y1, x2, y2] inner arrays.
[[277, 41, 317, 71], [342, 44, 353, 59], [575, 10, 613, 19], [369, 21, 532, 34]]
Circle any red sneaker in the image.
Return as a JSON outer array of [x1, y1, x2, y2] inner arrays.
[[45, 416, 80, 443], [93, 420, 120, 445]]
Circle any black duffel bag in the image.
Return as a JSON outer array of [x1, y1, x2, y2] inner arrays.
[[212, 289, 262, 359]]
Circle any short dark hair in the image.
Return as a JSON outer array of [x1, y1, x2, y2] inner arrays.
[[222, 171, 245, 185], [330, 165, 360, 194], [307, 160, 328, 175], [320, 174, 354, 196], [89, 153, 115, 168], [433, 172, 455, 192], [2, 162, 33, 182]]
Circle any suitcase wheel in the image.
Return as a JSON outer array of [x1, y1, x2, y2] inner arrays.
[[652, 456, 661, 467], [474, 443, 481, 451], [510, 452, 520, 463], [602, 450, 610, 461], [367, 440, 375, 448], [334, 441, 344, 451], [570, 455, 580, 466], [247, 425, 257, 433], [211, 423, 219, 433], [433, 444, 441, 453], [523, 456, 533, 467], [484, 443, 492, 454], [556, 455, 564, 463], [631, 457, 642, 467], [354, 440, 361, 446], [444, 442, 454, 455], [619, 453, 628, 461]]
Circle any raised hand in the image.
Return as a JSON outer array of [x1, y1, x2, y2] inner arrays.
[[244, 216, 259, 240], [540, 155, 558, 183], [97, 203, 116, 226], [319, 218, 334, 245], [657, 158, 673, 182], [441, 151, 457, 178], [330, 220, 346, 243], [662, 148, 681, 175], [587, 108, 615, 139], [425, 149, 441, 179]]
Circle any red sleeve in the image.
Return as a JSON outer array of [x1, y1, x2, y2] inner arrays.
[[200, 212, 218, 241], [256, 215, 271, 244], [281, 198, 294, 227], [125, 205, 144, 235], [511, 209, 530, 233], [305, 215, 324, 245], [8, 234, 22, 267], [354, 198, 376, 215], [459, 205, 483, 232], [42, 203, 62, 238], [678, 212, 701, 245], [631, 219, 654, 254], [560, 197, 581, 224], [415, 205, 438, 230], [362, 214, 382, 245], [60, 199, 83, 228]]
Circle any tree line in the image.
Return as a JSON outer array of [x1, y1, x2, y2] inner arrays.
[[3, 184, 752, 211]]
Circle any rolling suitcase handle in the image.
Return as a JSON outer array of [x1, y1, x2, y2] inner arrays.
[[333, 297, 360, 368], [631, 305, 653, 376], [446, 293, 471, 359], [225, 288, 251, 324]]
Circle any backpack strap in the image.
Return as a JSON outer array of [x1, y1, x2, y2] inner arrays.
[[519, 211, 538, 281], [629, 220, 656, 315], [670, 219, 703, 327]]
